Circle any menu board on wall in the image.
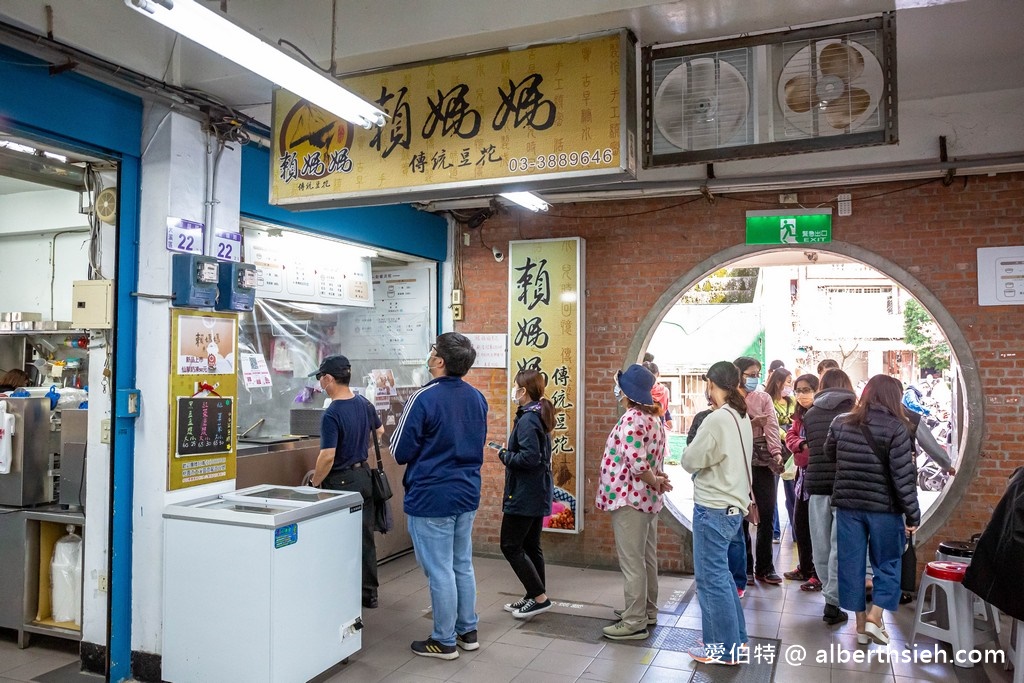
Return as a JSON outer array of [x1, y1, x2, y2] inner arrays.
[[243, 228, 373, 307], [340, 268, 433, 363], [508, 238, 585, 534], [176, 397, 233, 457]]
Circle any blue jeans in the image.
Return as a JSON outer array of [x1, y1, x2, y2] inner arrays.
[[728, 520, 748, 591], [692, 504, 747, 657], [407, 511, 479, 645], [835, 507, 905, 612]]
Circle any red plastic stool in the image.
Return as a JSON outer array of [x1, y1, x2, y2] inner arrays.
[[910, 561, 998, 668]]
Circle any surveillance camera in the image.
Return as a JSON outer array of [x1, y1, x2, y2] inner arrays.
[[491, 247, 504, 262]]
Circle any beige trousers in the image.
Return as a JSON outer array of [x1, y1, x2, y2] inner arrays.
[[611, 506, 659, 629]]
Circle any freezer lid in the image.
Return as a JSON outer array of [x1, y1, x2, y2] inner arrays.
[[163, 485, 361, 527]]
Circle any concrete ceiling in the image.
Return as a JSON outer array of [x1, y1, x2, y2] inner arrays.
[[1, 0, 1022, 203]]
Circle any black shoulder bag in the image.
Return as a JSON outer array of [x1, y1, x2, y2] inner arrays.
[[858, 423, 917, 592]]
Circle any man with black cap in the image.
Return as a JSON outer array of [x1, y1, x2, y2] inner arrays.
[[310, 354, 384, 609]]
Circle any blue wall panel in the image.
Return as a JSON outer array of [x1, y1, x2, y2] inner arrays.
[[240, 144, 448, 262]]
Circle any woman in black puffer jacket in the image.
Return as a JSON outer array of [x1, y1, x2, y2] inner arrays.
[[825, 374, 920, 647], [496, 369, 555, 618]]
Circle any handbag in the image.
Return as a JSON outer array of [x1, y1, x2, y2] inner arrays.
[[370, 430, 395, 534], [901, 532, 918, 592], [727, 410, 760, 525], [370, 429, 393, 502]]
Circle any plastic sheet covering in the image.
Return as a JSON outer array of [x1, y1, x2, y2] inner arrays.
[[236, 297, 434, 439], [51, 525, 82, 625]]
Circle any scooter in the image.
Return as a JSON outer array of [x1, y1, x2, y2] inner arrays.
[[917, 455, 950, 492]]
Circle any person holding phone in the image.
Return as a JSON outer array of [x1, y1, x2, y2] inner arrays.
[[490, 369, 555, 619]]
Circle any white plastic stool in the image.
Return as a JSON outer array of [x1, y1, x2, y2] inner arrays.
[[909, 561, 999, 668], [1009, 619, 1023, 683], [935, 542, 1000, 634]]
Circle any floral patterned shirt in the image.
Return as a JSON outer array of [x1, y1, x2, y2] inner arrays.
[[595, 407, 667, 514]]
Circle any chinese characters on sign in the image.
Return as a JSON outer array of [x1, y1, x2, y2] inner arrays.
[[508, 238, 585, 533], [271, 32, 635, 205]]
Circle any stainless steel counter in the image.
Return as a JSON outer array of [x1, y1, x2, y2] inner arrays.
[[235, 436, 412, 562]]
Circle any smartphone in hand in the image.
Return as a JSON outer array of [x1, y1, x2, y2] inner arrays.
[[487, 441, 503, 451]]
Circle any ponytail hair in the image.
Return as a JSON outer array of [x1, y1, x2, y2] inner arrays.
[[515, 369, 556, 434], [705, 361, 747, 417]]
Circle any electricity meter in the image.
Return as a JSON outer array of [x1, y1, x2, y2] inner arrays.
[[216, 262, 258, 312], [171, 253, 219, 308]]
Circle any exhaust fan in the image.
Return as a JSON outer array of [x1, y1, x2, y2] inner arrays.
[[652, 52, 752, 153], [644, 14, 896, 167]]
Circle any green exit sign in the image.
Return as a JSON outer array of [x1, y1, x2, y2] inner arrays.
[[745, 210, 832, 245]]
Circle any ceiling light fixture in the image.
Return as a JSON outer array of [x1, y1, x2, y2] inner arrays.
[[125, 0, 387, 129], [499, 191, 549, 212]]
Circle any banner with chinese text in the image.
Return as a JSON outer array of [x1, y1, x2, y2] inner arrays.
[[508, 238, 585, 533], [168, 310, 239, 491], [271, 32, 636, 207]]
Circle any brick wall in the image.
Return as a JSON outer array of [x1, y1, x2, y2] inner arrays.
[[458, 174, 1024, 573]]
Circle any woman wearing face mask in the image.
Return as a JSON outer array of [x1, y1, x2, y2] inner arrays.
[[734, 356, 784, 586], [596, 364, 671, 641], [494, 369, 556, 619], [681, 361, 752, 665], [764, 368, 796, 544], [783, 374, 820, 590]]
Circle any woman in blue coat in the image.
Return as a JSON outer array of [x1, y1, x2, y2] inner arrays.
[[494, 368, 555, 619]]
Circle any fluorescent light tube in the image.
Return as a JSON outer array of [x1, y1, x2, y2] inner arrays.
[[500, 192, 549, 212], [125, 0, 386, 129]]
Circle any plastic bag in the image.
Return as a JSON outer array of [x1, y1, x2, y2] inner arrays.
[[51, 525, 83, 625], [0, 401, 15, 474], [780, 454, 797, 481]]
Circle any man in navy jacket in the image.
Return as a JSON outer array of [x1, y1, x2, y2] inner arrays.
[[391, 332, 488, 659]]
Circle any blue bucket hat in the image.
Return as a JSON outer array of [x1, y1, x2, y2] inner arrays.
[[616, 364, 656, 405]]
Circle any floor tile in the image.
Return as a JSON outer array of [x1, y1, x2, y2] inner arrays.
[[639, 665, 692, 683], [579, 656, 649, 683], [525, 649, 594, 677], [447, 659, 522, 683], [472, 642, 542, 668]]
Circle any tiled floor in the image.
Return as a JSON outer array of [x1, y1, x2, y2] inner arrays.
[[1, 526, 1018, 682]]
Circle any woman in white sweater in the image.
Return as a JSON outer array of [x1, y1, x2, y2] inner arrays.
[[681, 361, 754, 666]]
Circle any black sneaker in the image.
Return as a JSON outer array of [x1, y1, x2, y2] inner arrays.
[[822, 603, 849, 625], [512, 598, 552, 619], [456, 630, 479, 651], [503, 597, 529, 613], [411, 637, 459, 660]]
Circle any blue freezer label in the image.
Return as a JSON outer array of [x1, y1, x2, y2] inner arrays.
[[274, 524, 298, 549]]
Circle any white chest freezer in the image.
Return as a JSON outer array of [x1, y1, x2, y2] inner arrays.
[[162, 484, 363, 683]]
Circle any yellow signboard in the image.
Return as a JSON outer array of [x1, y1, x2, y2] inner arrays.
[[508, 238, 585, 534], [168, 310, 239, 491], [270, 32, 636, 207]]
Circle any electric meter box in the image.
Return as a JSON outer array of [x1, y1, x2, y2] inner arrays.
[[216, 262, 257, 312], [172, 253, 219, 308], [72, 280, 114, 329]]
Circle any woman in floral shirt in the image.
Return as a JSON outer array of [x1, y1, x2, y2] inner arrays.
[[596, 364, 672, 641]]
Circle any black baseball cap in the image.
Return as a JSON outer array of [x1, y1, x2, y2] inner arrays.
[[310, 355, 351, 379]]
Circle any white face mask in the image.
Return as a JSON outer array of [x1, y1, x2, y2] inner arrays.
[[511, 386, 521, 402]]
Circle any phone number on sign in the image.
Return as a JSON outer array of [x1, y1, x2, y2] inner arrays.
[[508, 148, 615, 173]]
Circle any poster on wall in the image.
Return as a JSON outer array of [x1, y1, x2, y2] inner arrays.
[[176, 314, 237, 375], [168, 310, 239, 490], [508, 238, 586, 533], [342, 268, 434, 363]]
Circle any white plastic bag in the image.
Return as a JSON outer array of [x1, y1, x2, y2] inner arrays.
[[51, 525, 83, 625], [0, 401, 15, 474]]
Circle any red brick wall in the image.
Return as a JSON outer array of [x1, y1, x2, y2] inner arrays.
[[459, 174, 1024, 572]]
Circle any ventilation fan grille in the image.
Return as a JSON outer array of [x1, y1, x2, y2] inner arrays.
[[643, 14, 896, 168], [651, 48, 753, 156], [775, 30, 885, 140]]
